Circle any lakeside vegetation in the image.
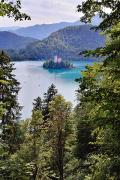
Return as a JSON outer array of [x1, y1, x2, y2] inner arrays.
[[43, 60, 74, 69], [0, 0, 120, 179]]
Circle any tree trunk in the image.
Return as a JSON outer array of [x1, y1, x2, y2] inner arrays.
[[32, 134, 38, 180], [32, 163, 38, 180], [58, 129, 64, 180]]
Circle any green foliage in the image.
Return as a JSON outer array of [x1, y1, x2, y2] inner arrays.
[[13, 111, 48, 179], [77, 0, 120, 31], [47, 95, 73, 179], [0, 1, 120, 179], [75, 1, 120, 178], [33, 97, 42, 111], [42, 84, 58, 121], [0, 0, 30, 21], [11, 91, 76, 180], [0, 51, 22, 153], [0, 51, 23, 179]]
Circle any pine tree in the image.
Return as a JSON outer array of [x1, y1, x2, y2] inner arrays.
[[42, 84, 58, 120], [33, 96, 42, 111], [0, 51, 22, 154]]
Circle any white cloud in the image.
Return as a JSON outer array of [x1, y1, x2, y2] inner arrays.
[[0, 0, 83, 27]]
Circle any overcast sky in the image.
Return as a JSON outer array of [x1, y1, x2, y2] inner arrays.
[[0, 0, 83, 27]]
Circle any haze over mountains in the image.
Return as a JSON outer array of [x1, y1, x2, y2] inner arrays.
[[13, 21, 82, 40], [0, 15, 102, 40], [0, 16, 104, 61], [8, 25, 105, 61]]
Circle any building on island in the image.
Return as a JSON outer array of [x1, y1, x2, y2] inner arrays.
[[54, 55, 62, 63], [57, 57, 62, 63], [54, 56, 58, 63]]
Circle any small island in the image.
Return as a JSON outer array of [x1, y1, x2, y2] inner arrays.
[[43, 56, 74, 69]]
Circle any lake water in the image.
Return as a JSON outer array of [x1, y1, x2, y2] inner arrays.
[[14, 60, 94, 119]]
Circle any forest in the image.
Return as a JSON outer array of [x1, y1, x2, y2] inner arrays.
[[0, 0, 120, 179]]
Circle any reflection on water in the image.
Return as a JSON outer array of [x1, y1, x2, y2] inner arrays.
[[14, 60, 94, 119]]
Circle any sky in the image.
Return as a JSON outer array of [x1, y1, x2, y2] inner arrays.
[[0, 0, 83, 27]]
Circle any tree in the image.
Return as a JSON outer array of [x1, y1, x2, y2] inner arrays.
[[75, 64, 100, 178], [0, 51, 22, 154], [33, 96, 43, 111], [76, 0, 120, 178], [29, 110, 44, 180], [0, 1, 30, 179], [13, 111, 46, 180], [77, 0, 120, 31], [0, 0, 30, 20], [42, 84, 58, 121], [48, 95, 72, 180], [0, 51, 24, 179], [33, 84, 58, 121]]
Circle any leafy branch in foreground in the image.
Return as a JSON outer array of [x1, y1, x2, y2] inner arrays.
[[76, 0, 120, 178], [0, 0, 30, 20], [77, 0, 120, 31]]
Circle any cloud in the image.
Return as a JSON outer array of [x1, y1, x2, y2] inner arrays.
[[0, 0, 83, 26]]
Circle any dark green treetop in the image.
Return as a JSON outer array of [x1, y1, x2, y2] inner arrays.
[[42, 84, 58, 120]]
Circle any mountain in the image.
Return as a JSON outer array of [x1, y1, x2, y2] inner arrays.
[[0, 31, 37, 49], [13, 21, 82, 40], [8, 25, 105, 61], [11, 15, 101, 40]]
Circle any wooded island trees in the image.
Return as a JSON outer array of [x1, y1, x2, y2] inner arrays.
[[43, 60, 74, 70]]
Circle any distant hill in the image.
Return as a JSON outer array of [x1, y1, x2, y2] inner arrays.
[[0, 31, 37, 49], [13, 21, 82, 40], [11, 15, 101, 40], [8, 25, 105, 61]]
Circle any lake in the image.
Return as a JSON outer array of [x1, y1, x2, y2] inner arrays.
[[14, 60, 94, 119]]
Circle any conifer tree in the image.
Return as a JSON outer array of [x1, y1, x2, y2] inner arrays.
[[42, 84, 58, 120], [0, 51, 21, 153], [33, 96, 42, 111]]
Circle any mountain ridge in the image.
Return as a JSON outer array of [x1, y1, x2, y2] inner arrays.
[[0, 31, 37, 49], [13, 21, 82, 40], [7, 25, 105, 61]]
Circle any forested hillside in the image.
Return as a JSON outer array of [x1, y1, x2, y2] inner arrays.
[[8, 25, 105, 61]]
